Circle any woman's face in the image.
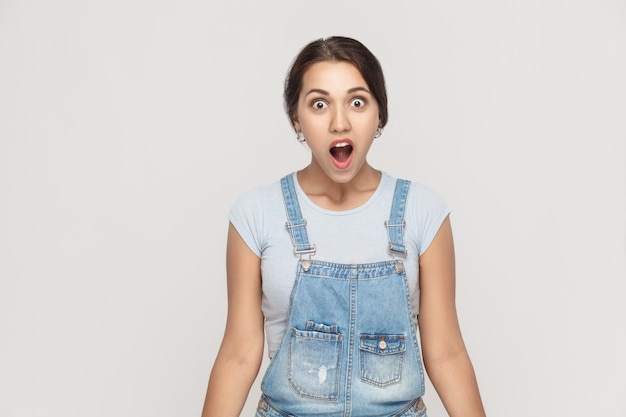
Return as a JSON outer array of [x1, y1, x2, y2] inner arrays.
[[294, 60, 380, 184]]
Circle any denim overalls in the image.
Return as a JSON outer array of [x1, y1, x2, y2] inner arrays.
[[256, 175, 428, 417]]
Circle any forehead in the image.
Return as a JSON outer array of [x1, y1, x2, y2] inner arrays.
[[301, 61, 369, 93]]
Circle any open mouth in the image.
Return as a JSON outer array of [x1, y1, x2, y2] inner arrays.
[[329, 141, 353, 164]]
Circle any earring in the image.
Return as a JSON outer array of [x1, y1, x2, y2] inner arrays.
[[374, 126, 382, 138], [297, 132, 306, 143]]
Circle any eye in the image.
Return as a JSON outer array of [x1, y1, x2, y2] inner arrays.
[[351, 98, 366, 108], [312, 99, 328, 110]]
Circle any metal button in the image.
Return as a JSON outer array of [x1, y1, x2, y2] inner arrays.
[[379, 337, 387, 350], [415, 397, 425, 411], [301, 259, 311, 271], [395, 260, 404, 274]]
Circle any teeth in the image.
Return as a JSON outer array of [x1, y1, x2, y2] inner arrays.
[[334, 142, 350, 148]]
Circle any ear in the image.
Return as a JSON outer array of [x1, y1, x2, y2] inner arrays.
[[293, 118, 301, 132]]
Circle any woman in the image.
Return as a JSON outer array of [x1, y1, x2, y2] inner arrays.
[[201, 36, 486, 417]]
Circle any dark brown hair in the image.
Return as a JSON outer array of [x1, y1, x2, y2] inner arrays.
[[283, 36, 388, 131]]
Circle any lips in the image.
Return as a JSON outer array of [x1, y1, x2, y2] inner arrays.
[[329, 139, 354, 169]]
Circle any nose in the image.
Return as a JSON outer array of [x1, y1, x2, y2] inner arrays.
[[330, 107, 351, 133]]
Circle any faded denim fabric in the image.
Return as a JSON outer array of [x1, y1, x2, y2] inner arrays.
[[257, 175, 428, 417]]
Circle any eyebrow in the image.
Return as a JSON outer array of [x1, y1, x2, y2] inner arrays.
[[304, 86, 371, 97]]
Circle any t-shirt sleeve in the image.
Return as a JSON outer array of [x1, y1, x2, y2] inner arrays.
[[410, 183, 451, 256], [227, 187, 266, 258]]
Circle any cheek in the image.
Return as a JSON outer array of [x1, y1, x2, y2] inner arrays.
[[300, 115, 328, 134], [356, 114, 380, 132]]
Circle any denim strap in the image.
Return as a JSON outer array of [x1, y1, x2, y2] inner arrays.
[[386, 179, 411, 257], [281, 174, 316, 255]]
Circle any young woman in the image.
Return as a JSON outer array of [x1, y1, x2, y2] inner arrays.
[[201, 36, 486, 417]]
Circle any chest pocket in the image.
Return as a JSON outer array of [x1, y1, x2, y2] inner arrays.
[[359, 334, 406, 387], [288, 321, 343, 401]]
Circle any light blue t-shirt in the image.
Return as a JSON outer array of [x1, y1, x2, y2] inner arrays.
[[228, 172, 450, 358]]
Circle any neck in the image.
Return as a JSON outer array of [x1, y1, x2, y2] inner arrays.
[[297, 163, 381, 210]]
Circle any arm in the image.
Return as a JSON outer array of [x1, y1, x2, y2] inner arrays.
[[418, 216, 486, 417], [201, 223, 265, 417]]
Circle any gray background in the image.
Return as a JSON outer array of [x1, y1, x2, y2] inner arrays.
[[1, 0, 624, 416]]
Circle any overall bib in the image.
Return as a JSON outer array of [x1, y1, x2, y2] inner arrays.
[[256, 175, 427, 417]]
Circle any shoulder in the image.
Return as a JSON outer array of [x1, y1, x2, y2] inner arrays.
[[229, 175, 283, 220], [381, 172, 448, 208], [383, 173, 450, 254], [227, 175, 290, 256], [409, 182, 448, 210], [230, 176, 285, 212]]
